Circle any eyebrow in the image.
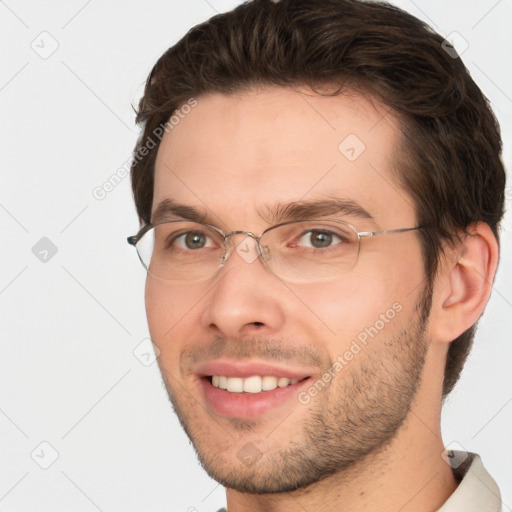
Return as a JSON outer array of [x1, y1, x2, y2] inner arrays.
[[260, 197, 374, 224], [151, 199, 210, 224], [151, 197, 374, 226]]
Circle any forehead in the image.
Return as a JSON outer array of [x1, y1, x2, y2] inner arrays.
[[153, 85, 414, 229]]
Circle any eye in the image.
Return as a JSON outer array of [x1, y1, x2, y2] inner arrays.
[[297, 230, 344, 249], [173, 231, 215, 250]]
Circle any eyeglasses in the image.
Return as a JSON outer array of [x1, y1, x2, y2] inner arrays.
[[127, 219, 422, 283]]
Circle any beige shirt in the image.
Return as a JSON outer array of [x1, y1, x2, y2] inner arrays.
[[438, 451, 501, 511], [215, 451, 501, 512]]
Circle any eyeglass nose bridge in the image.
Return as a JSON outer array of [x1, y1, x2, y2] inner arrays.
[[220, 230, 269, 265]]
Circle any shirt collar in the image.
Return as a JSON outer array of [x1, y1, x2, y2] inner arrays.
[[437, 451, 501, 511]]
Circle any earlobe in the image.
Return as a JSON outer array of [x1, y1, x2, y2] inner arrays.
[[430, 222, 499, 343]]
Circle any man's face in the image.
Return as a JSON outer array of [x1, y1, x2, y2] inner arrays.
[[146, 86, 431, 492]]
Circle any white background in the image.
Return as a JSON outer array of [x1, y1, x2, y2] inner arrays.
[[0, 1, 511, 511]]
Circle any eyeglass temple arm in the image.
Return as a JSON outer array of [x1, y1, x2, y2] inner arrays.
[[127, 224, 154, 246], [358, 226, 423, 239]]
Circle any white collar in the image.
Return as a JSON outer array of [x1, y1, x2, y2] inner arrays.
[[437, 451, 501, 511]]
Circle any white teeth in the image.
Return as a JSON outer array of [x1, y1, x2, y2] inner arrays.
[[226, 377, 243, 392], [243, 376, 262, 393], [218, 376, 228, 390], [277, 377, 290, 388], [262, 376, 278, 391], [211, 375, 302, 393]]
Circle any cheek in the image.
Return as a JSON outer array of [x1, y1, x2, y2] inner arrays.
[[285, 257, 423, 350], [144, 279, 198, 364], [357, 237, 426, 301], [145, 278, 168, 339], [283, 277, 384, 348]]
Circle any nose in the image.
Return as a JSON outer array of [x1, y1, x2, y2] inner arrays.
[[200, 234, 286, 339]]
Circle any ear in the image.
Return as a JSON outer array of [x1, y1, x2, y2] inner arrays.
[[429, 222, 499, 343]]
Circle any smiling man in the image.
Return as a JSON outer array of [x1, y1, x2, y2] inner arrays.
[[127, 1, 506, 511]]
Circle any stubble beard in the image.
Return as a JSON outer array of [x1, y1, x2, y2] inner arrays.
[[159, 289, 432, 494]]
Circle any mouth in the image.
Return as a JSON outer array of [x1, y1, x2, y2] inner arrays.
[[196, 361, 313, 419], [208, 374, 309, 393]]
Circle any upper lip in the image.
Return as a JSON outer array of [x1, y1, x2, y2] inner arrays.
[[196, 359, 312, 380]]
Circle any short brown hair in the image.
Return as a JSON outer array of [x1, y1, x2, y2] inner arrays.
[[130, 0, 506, 398]]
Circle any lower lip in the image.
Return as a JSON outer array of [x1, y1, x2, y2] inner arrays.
[[200, 377, 311, 419]]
